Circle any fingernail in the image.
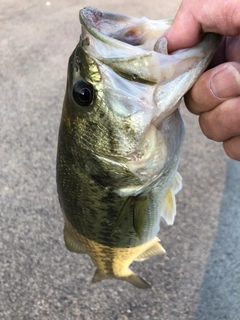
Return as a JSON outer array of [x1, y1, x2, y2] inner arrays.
[[210, 65, 240, 99]]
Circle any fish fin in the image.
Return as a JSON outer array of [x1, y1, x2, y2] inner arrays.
[[135, 238, 166, 261], [63, 223, 87, 254], [92, 269, 151, 289], [112, 196, 134, 235], [171, 172, 182, 195], [161, 188, 176, 225], [122, 273, 151, 289], [92, 268, 111, 283], [133, 195, 149, 238]]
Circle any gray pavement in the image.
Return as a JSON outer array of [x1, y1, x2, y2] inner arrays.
[[1, 0, 240, 319]]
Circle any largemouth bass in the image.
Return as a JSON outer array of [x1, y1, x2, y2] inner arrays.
[[57, 7, 220, 289]]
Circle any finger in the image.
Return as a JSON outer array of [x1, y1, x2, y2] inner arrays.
[[208, 37, 227, 68], [225, 35, 240, 62], [210, 36, 240, 68], [199, 96, 240, 142], [165, 0, 240, 53], [165, 3, 203, 52], [185, 62, 240, 115], [223, 136, 240, 161]]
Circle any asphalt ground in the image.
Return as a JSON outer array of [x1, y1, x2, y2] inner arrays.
[[1, 1, 240, 319]]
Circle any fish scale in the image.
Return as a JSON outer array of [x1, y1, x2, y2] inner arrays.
[[57, 7, 221, 288]]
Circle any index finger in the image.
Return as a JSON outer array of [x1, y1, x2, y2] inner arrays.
[[165, 0, 240, 53], [165, 1, 204, 52]]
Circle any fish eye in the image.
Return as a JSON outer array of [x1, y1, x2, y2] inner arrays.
[[72, 80, 94, 107]]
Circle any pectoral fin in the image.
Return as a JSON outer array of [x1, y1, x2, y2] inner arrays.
[[171, 172, 182, 195], [113, 194, 149, 238], [133, 195, 149, 238], [160, 173, 182, 225], [161, 188, 176, 225], [64, 222, 87, 254], [135, 238, 165, 261]]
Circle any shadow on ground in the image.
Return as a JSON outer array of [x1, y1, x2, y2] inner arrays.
[[195, 159, 240, 320]]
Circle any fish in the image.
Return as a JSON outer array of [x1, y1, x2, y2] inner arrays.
[[56, 7, 221, 289]]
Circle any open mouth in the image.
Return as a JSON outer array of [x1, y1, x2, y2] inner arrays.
[[79, 6, 171, 51], [79, 7, 221, 193]]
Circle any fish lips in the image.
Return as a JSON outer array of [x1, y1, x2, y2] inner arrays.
[[79, 7, 221, 121], [76, 7, 221, 193]]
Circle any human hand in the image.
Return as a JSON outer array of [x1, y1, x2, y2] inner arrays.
[[165, 0, 240, 161]]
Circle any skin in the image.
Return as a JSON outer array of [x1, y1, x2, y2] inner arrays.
[[164, 0, 240, 161]]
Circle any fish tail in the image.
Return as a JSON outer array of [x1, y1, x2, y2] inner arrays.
[[92, 268, 151, 289], [121, 273, 151, 289]]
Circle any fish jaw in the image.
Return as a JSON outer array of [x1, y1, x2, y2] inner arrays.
[[57, 8, 221, 289], [78, 7, 221, 146], [77, 7, 221, 186], [80, 7, 221, 94]]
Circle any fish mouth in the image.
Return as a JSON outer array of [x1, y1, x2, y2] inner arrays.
[[79, 7, 221, 194], [80, 6, 172, 50], [80, 7, 221, 119]]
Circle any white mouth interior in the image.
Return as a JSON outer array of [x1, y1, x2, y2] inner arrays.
[[80, 7, 172, 52]]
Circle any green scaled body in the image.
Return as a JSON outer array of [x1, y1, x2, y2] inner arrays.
[[57, 7, 221, 288]]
